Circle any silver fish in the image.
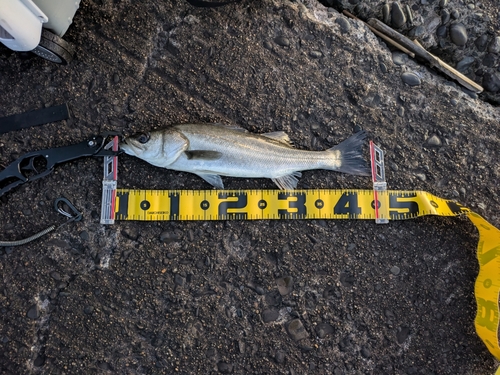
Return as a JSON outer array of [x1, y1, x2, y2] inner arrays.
[[120, 123, 369, 190]]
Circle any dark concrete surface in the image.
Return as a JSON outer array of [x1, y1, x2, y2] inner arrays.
[[0, 0, 499, 374]]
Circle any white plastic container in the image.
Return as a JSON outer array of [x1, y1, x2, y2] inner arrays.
[[0, 0, 80, 52], [0, 0, 47, 51]]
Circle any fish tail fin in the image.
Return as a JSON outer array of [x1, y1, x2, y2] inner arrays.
[[326, 131, 371, 176]]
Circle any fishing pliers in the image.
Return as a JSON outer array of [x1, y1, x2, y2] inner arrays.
[[0, 132, 122, 197]]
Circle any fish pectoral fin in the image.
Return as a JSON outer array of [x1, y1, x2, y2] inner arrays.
[[271, 172, 302, 190], [163, 130, 190, 164], [196, 173, 224, 189], [184, 150, 223, 160], [261, 131, 294, 147]]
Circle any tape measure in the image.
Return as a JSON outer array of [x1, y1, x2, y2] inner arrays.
[[113, 188, 461, 221], [100, 137, 500, 363]]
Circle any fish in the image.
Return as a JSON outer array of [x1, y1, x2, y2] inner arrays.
[[119, 123, 370, 190]]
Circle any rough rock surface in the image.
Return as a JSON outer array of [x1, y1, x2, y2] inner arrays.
[[324, 0, 500, 104], [0, 0, 499, 374]]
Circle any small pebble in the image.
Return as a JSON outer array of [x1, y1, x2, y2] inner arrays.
[[483, 73, 500, 93], [415, 173, 427, 181], [483, 54, 496, 68], [361, 346, 371, 358], [286, 319, 309, 341], [315, 323, 334, 338], [475, 34, 489, 52], [456, 56, 475, 72], [112, 73, 120, 84], [274, 36, 290, 47], [263, 40, 273, 50], [121, 228, 139, 241], [401, 72, 421, 86], [426, 16, 442, 34], [276, 276, 294, 295], [436, 25, 448, 38], [309, 50, 322, 59], [408, 25, 425, 38], [379, 62, 388, 74], [449, 23, 468, 46], [450, 9, 460, 19], [390, 266, 401, 275], [26, 304, 39, 319], [405, 5, 413, 24], [398, 106, 405, 117], [382, 3, 391, 24], [160, 231, 180, 243], [275, 350, 286, 364], [391, 2, 406, 28], [427, 134, 442, 146], [34, 355, 46, 367], [441, 9, 450, 24], [174, 274, 186, 286], [80, 231, 90, 241], [488, 36, 500, 54], [262, 308, 279, 323], [439, 0, 448, 7], [451, 98, 458, 106], [392, 51, 408, 65], [217, 362, 233, 374], [335, 17, 351, 34]]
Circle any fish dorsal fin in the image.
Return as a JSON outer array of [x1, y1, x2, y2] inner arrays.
[[261, 131, 294, 146], [184, 150, 223, 160], [271, 172, 302, 190], [195, 173, 224, 189], [211, 123, 248, 132]]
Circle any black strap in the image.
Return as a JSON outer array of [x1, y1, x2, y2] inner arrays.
[[185, 0, 241, 7], [0, 104, 69, 134]]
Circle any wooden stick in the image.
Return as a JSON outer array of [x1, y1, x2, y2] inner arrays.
[[343, 10, 415, 58], [367, 18, 483, 93]]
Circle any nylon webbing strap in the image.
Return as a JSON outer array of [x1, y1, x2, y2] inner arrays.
[[0, 104, 69, 134]]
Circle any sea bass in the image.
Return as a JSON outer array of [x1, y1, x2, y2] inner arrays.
[[119, 123, 370, 190]]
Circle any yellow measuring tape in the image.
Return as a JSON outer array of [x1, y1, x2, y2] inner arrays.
[[113, 188, 500, 360]]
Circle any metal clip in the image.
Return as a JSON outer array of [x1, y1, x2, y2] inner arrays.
[[370, 141, 389, 224], [100, 135, 119, 225], [54, 197, 83, 222]]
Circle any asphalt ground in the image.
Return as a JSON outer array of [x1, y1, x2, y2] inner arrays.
[[0, 1, 499, 374]]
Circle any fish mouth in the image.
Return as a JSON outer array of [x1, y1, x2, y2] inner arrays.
[[119, 139, 132, 153]]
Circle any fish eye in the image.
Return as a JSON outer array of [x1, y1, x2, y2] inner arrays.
[[137, 133, 150, 144]]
